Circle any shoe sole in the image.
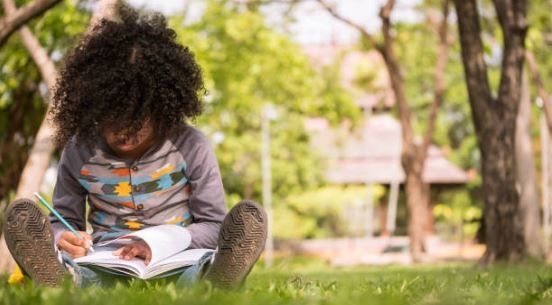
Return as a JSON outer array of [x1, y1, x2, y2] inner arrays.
[[204, 200, 268, 289], [4, 198, 65, 286]]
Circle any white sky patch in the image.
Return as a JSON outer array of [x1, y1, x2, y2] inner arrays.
[[262, 0, 422, 44], [129, 0, 423, 45]]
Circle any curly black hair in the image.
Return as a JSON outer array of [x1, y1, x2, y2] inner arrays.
[[51, 3, 204, 148]]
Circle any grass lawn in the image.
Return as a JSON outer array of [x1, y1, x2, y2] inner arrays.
[[2, 258, 552, 305]]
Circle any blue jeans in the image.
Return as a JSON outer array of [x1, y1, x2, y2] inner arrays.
[[59, 250, 214, 288]]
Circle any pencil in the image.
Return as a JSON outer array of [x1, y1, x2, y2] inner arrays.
[[33, 192, 95, 253]]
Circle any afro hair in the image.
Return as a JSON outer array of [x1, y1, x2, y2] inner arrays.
[[50, 2, 205, 148]]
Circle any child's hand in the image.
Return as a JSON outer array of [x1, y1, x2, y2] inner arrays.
[[57, 231, 93, 259], [113, 240, 152, 265]]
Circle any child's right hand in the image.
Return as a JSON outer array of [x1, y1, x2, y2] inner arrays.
[[57, 231, 93, 259]]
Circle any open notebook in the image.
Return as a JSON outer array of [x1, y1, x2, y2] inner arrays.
[[74, 225, 214, 279]]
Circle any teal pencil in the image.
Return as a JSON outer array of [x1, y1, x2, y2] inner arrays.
[[33, 192, 95, 253]]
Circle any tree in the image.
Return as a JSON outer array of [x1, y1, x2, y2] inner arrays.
[[516, 72, 543, 259], [3, 0, 59, 206], [0, 0, 89, 273], [524, 0, 552, 256], [453, 0, 529, 264], [0, 0, 116, 273], [316, 0, 451, 259]]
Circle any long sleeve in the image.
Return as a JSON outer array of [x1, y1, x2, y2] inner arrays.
[[182, 131, 227, 249], [49, 142, 87, 244]]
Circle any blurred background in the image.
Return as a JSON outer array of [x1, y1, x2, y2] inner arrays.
[[0, 0, 550, 273]]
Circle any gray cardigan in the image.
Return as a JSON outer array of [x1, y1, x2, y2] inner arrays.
[[50, 124, 227, 249]]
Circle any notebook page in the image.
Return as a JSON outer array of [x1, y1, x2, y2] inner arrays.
[[79, 225, 191, 265], [143, 249, 214, 279], [122, 225, 192, 265], [74, 246, 146, 277]]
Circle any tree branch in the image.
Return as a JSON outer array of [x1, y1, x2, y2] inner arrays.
[[526, 51, 552, 129], [453, 0, 493, 133], [377, 0, 415, 148], [492, 0, 528, 109], [315, 0, 418, 156], [421, 0, 450, 156], [0, 0, 61, 47], [315, 0, 381, 49]]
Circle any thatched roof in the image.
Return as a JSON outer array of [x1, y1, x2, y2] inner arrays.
[[306, 114, 469, 185]]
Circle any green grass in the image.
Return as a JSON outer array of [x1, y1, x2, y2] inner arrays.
[[2, 258, 552, 305]]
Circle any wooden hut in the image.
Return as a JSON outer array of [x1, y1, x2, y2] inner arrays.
[[306, 114, 469, 237]]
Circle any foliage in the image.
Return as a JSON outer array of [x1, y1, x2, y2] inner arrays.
[[169, 0, 360, 204], [0, 0, 89, 206], [433, 189, 482, 242], [273, 185, 385, 239], [527, 0, 551, 98], [4, 263, 552, 304], [318, 58, 362, 126]]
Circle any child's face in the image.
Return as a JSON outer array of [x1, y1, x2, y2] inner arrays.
[[102, 120, 157, 159]]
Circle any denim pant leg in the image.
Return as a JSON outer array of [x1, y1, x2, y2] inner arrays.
[[175, 251, 215, 288], [60, 251, 127, 288]]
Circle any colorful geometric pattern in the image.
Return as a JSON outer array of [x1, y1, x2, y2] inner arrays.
[[80, 147, 194, 235]]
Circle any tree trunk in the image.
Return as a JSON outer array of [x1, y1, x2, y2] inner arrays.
[[479, 125, 525, 263], [380, 196, 389, 236], [516, 72, 544, 259], [402, 145, 430, 258], [404, 163, 428, 259], [425, 184, 435, 235], [454, 0, 528, 264]]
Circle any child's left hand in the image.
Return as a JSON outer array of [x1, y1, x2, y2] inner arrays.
[[113, 240, 152, 265]]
